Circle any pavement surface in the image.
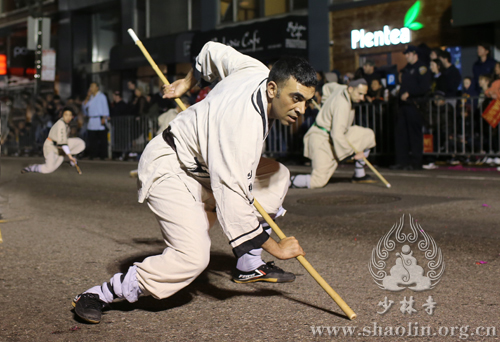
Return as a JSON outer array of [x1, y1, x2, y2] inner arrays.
[[0, 156, 499, 341]]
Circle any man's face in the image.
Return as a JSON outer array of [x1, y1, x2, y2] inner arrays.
[[477, 46, 488, 58], [363, 64, 374, 75], [127, 81, 135, 90], [89, 83, 98, 94], [405, 52, 417, 64], [267, 77, 315, 126], [348, 84, 368, 103], [113, 94, 121, 102]]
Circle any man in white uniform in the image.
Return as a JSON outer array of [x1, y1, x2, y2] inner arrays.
[[73, 42, 316, 323], [21, 107, 85, 174], [290, 79, 376, 189]]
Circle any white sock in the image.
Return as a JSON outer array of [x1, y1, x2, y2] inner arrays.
[[290, 174, 311, 188], [83, 265, 142, 303], [26, 164, 41, 173], [236, 226, 272, 272], [354, 150, 370, 178]]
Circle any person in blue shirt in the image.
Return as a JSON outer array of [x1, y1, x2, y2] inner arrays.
[[82, 83, 110, 160], [472, 43, 497, 93]]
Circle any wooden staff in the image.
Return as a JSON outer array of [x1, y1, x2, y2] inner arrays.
[[312, 99, 391, 188], [128, 29, 357, 319], [253, 199, 357, 320]]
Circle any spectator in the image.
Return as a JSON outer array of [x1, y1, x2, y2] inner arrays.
[[355, 60, 382, 91], [82, 82, 110, 160], [473, 43, 497, 92], [430, 59, 446, 93], [462, 76, 478, 98], [485, 62, 500, 99], [131, 86, 149, 117], [127, 80, 137, 104], [429, 48, 441, 61], [438, 50, 462, 97], [110, 91, 130, 117], [366, 79, 385, 104], [316, 71, 326, 89]]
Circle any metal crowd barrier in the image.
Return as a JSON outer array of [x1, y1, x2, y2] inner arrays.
[[263, 101, 391, 158], [110, 115, 159, 154], [424, 96, 499, 156]]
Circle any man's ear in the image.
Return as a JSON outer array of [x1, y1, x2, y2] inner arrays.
[[267, 81, 278, 99]]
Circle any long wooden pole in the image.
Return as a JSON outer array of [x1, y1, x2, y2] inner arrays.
[[312, 99, 391, 188], [128, 29, 357, 319], [253, 199, 357, 320]]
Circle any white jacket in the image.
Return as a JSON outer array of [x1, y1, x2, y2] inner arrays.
[[138, 42, 272, 256]]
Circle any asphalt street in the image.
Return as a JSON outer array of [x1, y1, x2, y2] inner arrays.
[[0, 157, 499, 341]]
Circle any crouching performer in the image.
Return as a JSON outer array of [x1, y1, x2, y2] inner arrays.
[[290, 79, 377, 189], [72, 42, 317, 323], [21, 107, 85, 174]]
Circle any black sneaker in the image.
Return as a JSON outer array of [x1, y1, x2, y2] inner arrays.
[[20, 167, 30, 174], [351, 174, 377, 184], [232, 261, 296, 283], [73, 293, 107, 324]]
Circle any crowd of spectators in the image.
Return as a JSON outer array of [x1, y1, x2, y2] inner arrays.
[[0, 77, 214, 160], [2, 42, 500, 166]]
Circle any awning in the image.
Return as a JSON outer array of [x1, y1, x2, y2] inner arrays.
[[191, 14, 308, 62], [109, 32, 194, 70]]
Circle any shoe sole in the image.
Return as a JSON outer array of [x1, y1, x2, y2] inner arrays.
[[233, 276, 296, 284], [72, 298, 101, 324]]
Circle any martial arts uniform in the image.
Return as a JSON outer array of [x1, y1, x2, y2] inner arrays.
[[293, 83, 376, 189], [22, 118, 85, 174], [79, 42, 291, 304]]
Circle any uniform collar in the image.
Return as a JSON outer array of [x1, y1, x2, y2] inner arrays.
[[251, 78, 270, 139]]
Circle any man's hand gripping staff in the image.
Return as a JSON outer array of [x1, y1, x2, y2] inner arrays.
[[128, 28, 357, 320]]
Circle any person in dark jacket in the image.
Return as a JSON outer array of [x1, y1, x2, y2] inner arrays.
[[472, 43, 497, 92], [430, 59, 447, 93], [110, 91, 130, 117], [390, 45, 432, 170], [438, 50, 462, 97]]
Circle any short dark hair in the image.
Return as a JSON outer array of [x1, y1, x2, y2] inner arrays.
[[431, 58, 444, 71], [364, 59, 376, 67], [62, 106, 76, 117], [463, 76, 472, 82], [478, 43, 491, 53], [268, 56, 318, 90], [439, 50, 452, 63]]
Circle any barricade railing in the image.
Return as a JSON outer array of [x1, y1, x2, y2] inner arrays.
[[263, 101, 391, 158], [110, 115, 159, 153], [424, 96, 500, 156]]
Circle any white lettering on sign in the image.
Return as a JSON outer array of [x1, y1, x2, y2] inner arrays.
[[351, 25, 411, 49]]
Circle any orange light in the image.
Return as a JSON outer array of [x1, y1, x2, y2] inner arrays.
[[0, 54, 6, 75], [26, 68, 36, 75]]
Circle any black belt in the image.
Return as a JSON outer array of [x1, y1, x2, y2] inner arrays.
[[162, 126, 177, 152]]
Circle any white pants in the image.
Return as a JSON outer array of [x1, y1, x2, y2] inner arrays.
[[37, 138, 86, 174], [306, 126, 375, 188], [135, 155, 290, 300]]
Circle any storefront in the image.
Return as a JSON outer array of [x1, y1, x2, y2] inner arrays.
[[329, 0, 494, 78], [192, 14, 309, 65]]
